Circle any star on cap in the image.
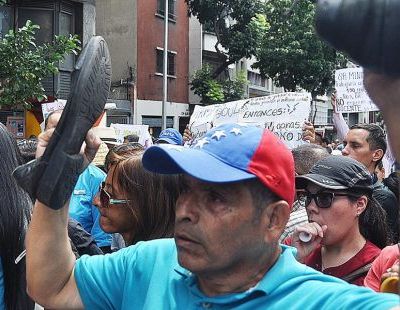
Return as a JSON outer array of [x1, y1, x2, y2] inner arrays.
[[230, 128, 242, 136], [211, 130, 226, 141], [194, 138, 210, 149]]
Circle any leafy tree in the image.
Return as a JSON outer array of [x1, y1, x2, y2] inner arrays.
[[254, 0, 347, 98], [0, 20, 80, 109], [186, 0, 269, 78], [190, 64, 247, 105], [222, 70, 248, 103]]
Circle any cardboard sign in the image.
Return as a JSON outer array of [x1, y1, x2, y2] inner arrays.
[[238, 92, 311, 149], [111, 123, 153, 147], [41, 100, 67, 121], [188, 105, 219, 140], [188, 92, 311, 149], [335, 68, 379, 112]]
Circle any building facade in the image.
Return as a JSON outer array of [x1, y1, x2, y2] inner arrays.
[[96, 0, 190, 136]]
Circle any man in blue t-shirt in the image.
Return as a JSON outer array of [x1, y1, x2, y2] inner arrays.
[[26, 122, 399, 309]]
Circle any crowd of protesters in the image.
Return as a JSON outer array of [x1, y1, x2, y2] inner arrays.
[[0, 89, 398, 309], [0, 103, 396, 309], [1, 13, 400, 310]]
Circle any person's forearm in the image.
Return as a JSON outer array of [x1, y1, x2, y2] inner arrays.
[[363, 71, 400, 160], [26, 200, 76, 306], [332, 112, 349, 141], [381, 110, 400, 162]]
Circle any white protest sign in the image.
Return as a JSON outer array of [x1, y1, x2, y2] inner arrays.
[[188, 105, 219, 140], [111, 123, 152, 146], [213, 99, 248, 126], [238, 92, 311, 149], [187, 92, 311, 149], [40, 100, 67, 131], [335, 68, 379, 112]]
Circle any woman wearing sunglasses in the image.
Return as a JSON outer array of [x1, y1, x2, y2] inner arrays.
[[94, 143, 180, 248], [290, 155, 389, 286]]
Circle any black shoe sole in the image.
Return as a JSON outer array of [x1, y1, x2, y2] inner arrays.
[[43, 36, 112, 157], [13, 36, 112, 209]]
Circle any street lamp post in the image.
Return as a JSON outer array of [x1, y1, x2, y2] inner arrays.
[[162, 0, 169, 130]]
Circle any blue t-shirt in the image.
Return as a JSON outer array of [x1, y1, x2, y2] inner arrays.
[[69, 164, 111, 247], [75, 239, 398, 309]]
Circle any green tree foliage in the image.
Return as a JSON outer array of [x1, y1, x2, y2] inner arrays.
[[254, 0, 347, 97], [186, 0, 269, 78], [0, 20, 80, 109], [190, 64, 247, 105]]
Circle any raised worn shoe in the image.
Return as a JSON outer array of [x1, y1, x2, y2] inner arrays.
[[13, 36, 112, 209], [315, 0, 400, 76]]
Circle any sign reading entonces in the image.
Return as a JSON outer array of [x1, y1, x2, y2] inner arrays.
[[189, 92, 311, 149]]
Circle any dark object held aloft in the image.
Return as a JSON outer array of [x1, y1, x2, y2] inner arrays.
[[315, 0, 400, 76], [12, 36, 112, 210]]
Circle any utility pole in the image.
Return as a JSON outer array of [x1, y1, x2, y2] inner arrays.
[[162, 0, 169, 130]]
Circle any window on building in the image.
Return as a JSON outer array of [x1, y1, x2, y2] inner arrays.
[[12, 1, 82, 99], [157, 0, 176, 20], [59, 11, 74, 70], [0, 6, 13, 39], [247, 71, 267, 89], [156, 48, 176, 76], [18, 8, 54, 44]]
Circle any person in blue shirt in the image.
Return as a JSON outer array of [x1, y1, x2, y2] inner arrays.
[[69, 164, 112, 251], [25, 123, 398, 309]]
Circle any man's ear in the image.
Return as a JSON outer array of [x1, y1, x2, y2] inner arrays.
[[261, 201, 290, 243], [372, 148, 384, 163]]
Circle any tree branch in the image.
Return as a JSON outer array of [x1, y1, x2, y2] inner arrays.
[[212, 59, 236, 79]]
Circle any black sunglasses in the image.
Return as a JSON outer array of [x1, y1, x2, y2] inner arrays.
[[299, 191, 358, 209], [99, 182, 131, 208]]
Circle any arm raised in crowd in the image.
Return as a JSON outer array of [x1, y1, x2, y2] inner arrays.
[[25, 127, 100, 308], [364, 71, 400, 161], [330, 93, 349, 142]]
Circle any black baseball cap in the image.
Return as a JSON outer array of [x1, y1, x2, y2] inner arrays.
[[296, 156, 373, 193]]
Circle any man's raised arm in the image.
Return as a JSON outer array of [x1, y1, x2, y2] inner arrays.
[[25, 128, 100, 308], [27, 200, 83, 309]]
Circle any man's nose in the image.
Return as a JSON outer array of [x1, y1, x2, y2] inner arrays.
[[342, 145, 350, 156], [175, 193, 199, 224]]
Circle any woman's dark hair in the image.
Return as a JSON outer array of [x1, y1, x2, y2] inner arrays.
[[0, 123, 34, 309], [106, 144, 180, 244], [352, 194, 390, 248]]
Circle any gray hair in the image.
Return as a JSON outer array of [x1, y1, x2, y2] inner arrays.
[[292, 144, 330, 175]]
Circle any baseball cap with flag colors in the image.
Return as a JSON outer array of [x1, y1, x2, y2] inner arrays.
[[143, 123, 295, 207]]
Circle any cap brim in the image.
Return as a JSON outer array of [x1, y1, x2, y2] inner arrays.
[[143, 145, 256, 183], [155, 138, 179, 145], [296, 174, 348, 190]]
